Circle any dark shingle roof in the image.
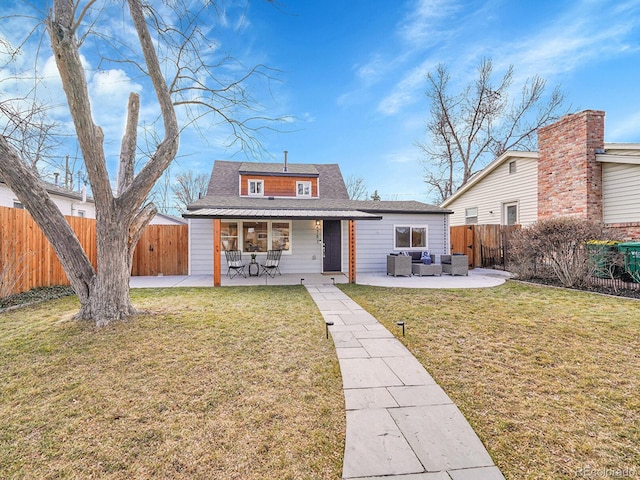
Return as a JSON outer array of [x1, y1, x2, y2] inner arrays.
[[203, 160, 349, 200], [187, 195, 449, 214], [239, 162, 319, 175], [189, 160, 451, 215]]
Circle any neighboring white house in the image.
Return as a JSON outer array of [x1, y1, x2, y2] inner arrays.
[[442, 151, 539, 227], [0, 180, 96, 218], [1, 181, 188, 226], [184, 160, 452, 283], [441, 110, 640, 240], [150, 212, 188, 226]]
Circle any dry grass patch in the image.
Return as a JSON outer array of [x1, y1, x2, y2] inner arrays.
[[339, 281, 640, 480], [0, 286, 344, 480]]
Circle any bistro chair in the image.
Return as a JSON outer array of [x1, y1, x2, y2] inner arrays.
[[224, 249, 246, 278], [260, 249, 282, 278]]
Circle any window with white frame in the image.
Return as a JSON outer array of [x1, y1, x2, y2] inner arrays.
[[221, 222, 239, 251], [296, 181, 311, 197], [247, 179, 264, 196], [394, 225, 428, 250], [271, 222, 290, 250], [509, 160, 517, 174], [504, 202, 518, 225], [465, 207, 478, 224], [223, 220, 291, 253]]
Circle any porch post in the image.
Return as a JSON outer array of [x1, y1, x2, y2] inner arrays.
[[213, 218, 221, 287], [348, 220, 356, 284]]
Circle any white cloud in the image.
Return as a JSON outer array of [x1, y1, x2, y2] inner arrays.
[[607, 111, 640, 141], [491, 1, 640, 85], [398, 0, 462, 47], [377, 59, 434, 115]]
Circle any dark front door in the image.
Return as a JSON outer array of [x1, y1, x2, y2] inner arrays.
[[323, 220, 342, 272]]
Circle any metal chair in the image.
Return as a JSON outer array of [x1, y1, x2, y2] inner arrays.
[[224, 250, 246, 278], [260, 249, 282, 277]]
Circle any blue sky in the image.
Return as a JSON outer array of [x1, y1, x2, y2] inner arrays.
[[2, 0, 640, 205]]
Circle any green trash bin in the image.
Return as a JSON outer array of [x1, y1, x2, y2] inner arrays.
[[586, 241, 618, 278], [617, 242, 640, 282]]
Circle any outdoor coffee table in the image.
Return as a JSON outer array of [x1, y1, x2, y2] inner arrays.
[[412, 263, 442, 276]]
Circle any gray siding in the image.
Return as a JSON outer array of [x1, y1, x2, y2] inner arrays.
[[355, 213, 449, 273], [189, 218, 214, 275], [283, 220, 323, 273], [189, 219, 323, 275], [602, 162, 640, 224], [188, 215, 448, 275], [446, 156, 538, 226]]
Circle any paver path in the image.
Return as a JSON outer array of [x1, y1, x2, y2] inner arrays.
[[306, 284, 505, 480]]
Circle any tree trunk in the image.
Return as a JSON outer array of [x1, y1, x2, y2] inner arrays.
[[77, 212, 137, 325]]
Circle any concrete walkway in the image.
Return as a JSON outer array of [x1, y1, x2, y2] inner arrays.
[[305, 283, 505, 480]]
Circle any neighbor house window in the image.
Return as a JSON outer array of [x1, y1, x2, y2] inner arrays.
[[509, 161, 517, 174], [394, 225, 427, 250], [13, 200, 23, 209], [221, 222, 239, 251], [296, 181, 311, 197], [465, 207, 478, 224], [248, 179, 264, 196], [504, 202, 518, 225], [77, 210, 86, 218]]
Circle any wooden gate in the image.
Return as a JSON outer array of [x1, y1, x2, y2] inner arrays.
[[450, 224, 521, 269], [450, 225, 475, 267]]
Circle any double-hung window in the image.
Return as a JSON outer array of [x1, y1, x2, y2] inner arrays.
[[394, 225, 428, 250], [465, 207, 478, 225], [296, 181, 311, 197], [248, 179, 264, 196]]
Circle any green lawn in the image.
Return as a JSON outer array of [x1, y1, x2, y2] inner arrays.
[[339, 281, 640, 480], [0, 286, 345, 480]]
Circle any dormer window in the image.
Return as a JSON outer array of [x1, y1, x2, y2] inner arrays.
[[296, 181, 311, 197], [248, 179, 264, 196]]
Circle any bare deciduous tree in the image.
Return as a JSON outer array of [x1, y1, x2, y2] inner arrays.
[[172, 170, 209, 213], [419, 58, 568, 203], [345, 175, 367, 200], [0, 0, 279, 326]]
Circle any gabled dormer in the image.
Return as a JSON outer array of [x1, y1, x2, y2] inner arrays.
[[238, 162, 320, 198]]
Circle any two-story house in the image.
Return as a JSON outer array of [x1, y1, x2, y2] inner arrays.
[[184, 159, 452, 285], [441, 110, 640, 240]]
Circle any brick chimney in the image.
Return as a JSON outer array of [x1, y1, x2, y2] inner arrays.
[[537, 110, 605, 222]]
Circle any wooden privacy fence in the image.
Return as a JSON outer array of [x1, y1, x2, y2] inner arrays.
[[450, 224, 521, 269], [0, 206, 188, 297]]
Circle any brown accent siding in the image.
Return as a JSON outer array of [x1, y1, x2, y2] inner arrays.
[[240, 174, 318, 197]]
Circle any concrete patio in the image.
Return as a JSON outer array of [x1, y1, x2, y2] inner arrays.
[[129, 267, 510, 289]]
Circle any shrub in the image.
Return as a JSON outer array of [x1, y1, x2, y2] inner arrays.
[[509, 217, 608, 287]]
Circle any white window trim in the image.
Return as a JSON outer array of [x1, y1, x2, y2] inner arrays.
[[393, 224, 429, 250], [296, 181, 312, 197], [503, 201, 518, 225], [247, 179, 264, 196], [224, 220, 292, 254], [465, 207, 478, 225]]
